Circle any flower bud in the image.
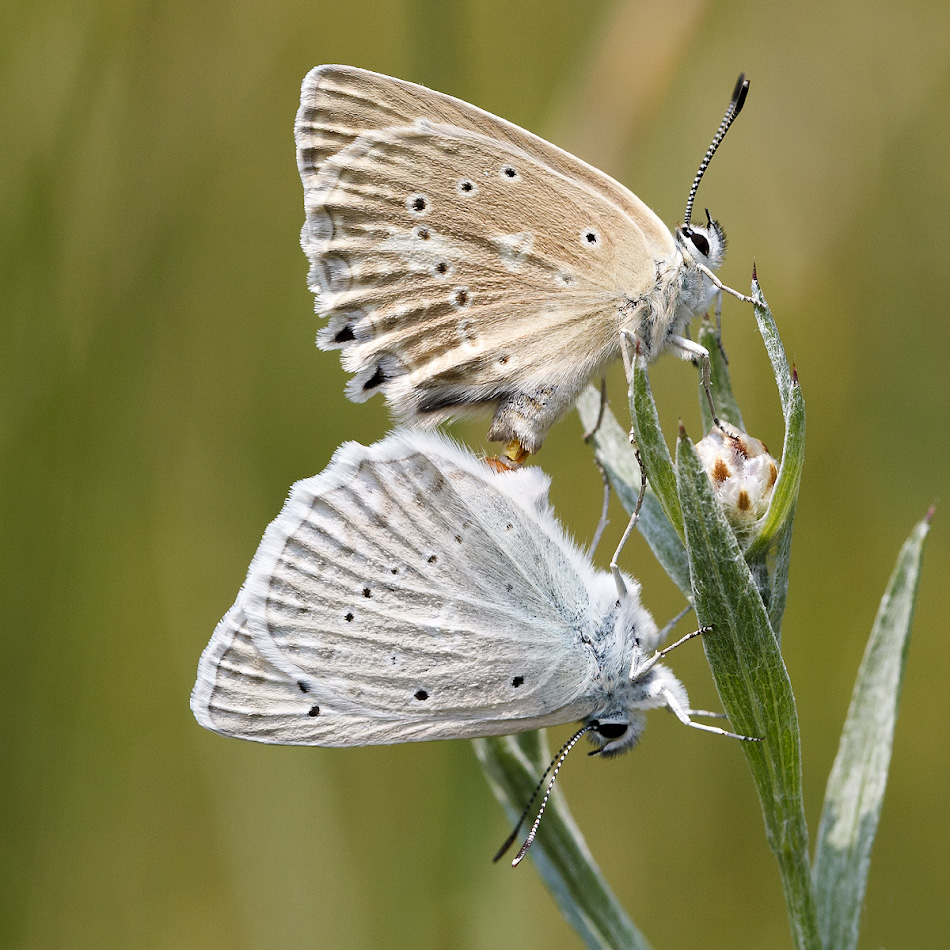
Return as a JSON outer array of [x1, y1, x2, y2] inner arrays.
[[695, 423, 778, 537]]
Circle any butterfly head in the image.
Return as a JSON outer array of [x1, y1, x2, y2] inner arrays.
[[581, 589, 668, 757], [586, 662, 691, 757], [677, 209, 727, 271], [585, 713, 648, 758]]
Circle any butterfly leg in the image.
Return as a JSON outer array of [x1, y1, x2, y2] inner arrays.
[[669, 334, 725, 433], [694, 262, 755, 305], [632, 625, 709, 679], [660, 686, 762, 742], [712, 288, 730, 364], [581, 376, 608, 442], [586, 458, 610, 560], [653, 602, 695, 649], [683, 708, 729, 720], [609, 331, 648, 598], [582, 377, 611, 559]]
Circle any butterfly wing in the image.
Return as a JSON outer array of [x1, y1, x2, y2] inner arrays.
[[296, 64, 673, 239], [295, 66, 679, 452], [191, 430, 608, 745]]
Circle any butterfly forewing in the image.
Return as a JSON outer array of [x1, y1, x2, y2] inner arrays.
[[297, 64, 675, 233], [195, 432, 609, 744]]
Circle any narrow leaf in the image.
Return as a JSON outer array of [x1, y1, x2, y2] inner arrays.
[[813, 511, 933, 950], [675, 431, 822, 950], [627, 349, 683, 539], [752, 279, 794, 415], [473, 733, 650, 950], [746, 286, 806, 561], [577, 386, 690, 593], [767, 509, 797, 641]]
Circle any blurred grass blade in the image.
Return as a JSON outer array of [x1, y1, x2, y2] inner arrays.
[[697, 317, 745, 433], [675, 430, 822, 950], [746, 285, 806, 563], [473, 732, 650, 950], [577, 386, 690, 593], [627, 348, 683, 539], [813, 510, 933, 950]]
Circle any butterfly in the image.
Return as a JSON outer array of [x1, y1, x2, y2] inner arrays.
[[295, 66, 751, 461], [192, 429, 750, 755]]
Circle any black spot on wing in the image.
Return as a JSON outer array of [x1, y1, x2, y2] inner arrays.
[[363, 365, 387, 392]]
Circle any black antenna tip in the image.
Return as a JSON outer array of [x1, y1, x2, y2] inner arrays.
[[732, 73, 750, 116]]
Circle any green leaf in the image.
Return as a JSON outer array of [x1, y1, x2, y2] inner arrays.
[[813, 510, 933, 950], [767, 509, 797, 642], [697, 317, 745, 432], [626, 347, 683, 539], [746, 286, 805, 563], [675, 431, 821, 950], [752, 278, 795, 415], [576, 386, 690, 594], [473, 732, 651, 950]]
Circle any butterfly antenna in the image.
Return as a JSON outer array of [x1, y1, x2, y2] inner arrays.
[[492, 724, 595, 865], [683, 73, 749, 228]]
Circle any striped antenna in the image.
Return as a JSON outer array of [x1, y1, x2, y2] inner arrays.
[[683, 73, 749, 228], [492, 723, 596, 867]]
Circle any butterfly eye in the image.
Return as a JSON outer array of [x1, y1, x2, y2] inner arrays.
[[594, 722, 628, 740], [688, 230, 711, 258]]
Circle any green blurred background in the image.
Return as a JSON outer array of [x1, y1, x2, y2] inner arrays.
[[4, 0, 948, 947]]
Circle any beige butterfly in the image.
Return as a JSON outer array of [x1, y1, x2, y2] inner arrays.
[[295, 66, 751, 461]]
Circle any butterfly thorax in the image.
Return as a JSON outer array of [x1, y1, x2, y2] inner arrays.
[[586, 587, 657, 705], [622, 245, 719, 361]]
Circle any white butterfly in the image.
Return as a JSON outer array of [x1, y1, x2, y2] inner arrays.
[[295, 66, 751, 460], [191, 430, 749, 756]]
